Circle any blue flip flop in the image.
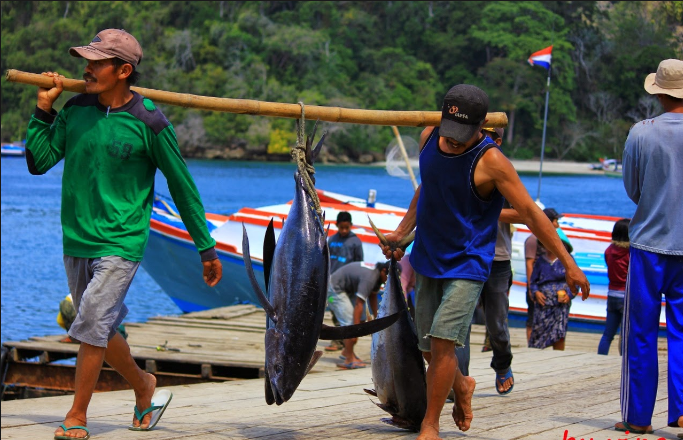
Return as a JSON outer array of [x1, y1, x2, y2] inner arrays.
[[128, 389, 173, 431], [495, 369, 514, 395], [54, 424, 90, 440]]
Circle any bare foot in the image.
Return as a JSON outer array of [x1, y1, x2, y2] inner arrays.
[[132, 373, 157, 429], [54, 415, 88, 439], [678, 415, 682, 428], [416, 421, 442, 440], [452, 376, 476, 431]]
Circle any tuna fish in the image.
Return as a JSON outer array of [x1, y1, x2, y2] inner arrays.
[[365, 219, 426, 431], [242, 122, 400, 405]]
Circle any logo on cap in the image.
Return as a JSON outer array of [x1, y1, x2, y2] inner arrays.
[[92, 36, 102, 43], [445, 103, 469, 120]]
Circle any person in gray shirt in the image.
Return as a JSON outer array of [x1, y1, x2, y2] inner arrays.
[[327, 261, 392, 369], [615, 58, 683, 437]]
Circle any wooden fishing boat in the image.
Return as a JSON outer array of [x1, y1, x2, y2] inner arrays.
[[142, 192, 667, 331]]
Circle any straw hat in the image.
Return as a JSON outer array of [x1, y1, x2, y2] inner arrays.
[[644, 59, 683, 99]]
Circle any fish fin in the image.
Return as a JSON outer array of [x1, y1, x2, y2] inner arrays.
[[311, 131, 326, 162], [318, 311, 401, 340], [242, 223, 277, 323], [381, 416, 419, 432], [375, 402, 396, 413], [363, 388, 377, 397], [368, 216, 415, 251], [306, 120, 319, 153], [304, 350, 323, 376], [264, 365, 275, 405], [263, 219, 276, 294]]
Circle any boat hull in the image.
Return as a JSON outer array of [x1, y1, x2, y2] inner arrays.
[[143, 193, 666, 331]]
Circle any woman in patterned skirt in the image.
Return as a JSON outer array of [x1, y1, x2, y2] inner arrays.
[[528, 239, 575, 350]]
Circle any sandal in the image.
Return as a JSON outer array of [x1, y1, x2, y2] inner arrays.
[[614, 421, 653, 434], [337, 360, 366, 369], [495, 369, 514, 395], [54, 424, 90, 440]]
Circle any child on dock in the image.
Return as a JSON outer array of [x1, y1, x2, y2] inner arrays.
[[597, 218, 630, 356]]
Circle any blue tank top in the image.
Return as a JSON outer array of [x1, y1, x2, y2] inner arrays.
[[409, 127, 504, 281]]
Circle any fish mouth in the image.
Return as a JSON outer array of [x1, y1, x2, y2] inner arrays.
[[270, 380, 285, 406]]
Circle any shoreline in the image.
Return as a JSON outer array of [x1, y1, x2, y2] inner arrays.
[[370, 159, 606, 176]]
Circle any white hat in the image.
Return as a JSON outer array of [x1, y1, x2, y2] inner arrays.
[[644, 59, 683, 99]]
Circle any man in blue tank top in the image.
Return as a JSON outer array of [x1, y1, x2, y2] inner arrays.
[[381, 84, 590, 439]]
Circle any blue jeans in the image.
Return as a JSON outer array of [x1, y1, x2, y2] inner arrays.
[[597, 294, 624, 355], [456, 260, 513, 375]]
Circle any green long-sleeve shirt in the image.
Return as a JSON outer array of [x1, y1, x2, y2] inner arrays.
[[25, 91, 216, 262]]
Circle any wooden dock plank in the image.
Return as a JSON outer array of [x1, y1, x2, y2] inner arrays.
[[1, 304, 675, 439], [1, 346, 675, 439]]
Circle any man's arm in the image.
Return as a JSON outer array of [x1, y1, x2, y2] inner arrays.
[[500, 208, 523, 224], [368, 293, 378, 318], [477, 148, 590, 299], [26, 72, 68, 174], [151, 126, 222, 287], [622, 133, 640, 204], [381, 185, 420, 261], [380, 126, 434, 260], [354, 238, 364, 263], [353, 297, 365, 325]]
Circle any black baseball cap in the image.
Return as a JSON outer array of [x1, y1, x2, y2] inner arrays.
[[543, 208, 563, 221], [440, 84, 489, 143]]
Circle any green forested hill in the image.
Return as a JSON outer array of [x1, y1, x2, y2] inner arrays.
[[1, 1, 681, 161]]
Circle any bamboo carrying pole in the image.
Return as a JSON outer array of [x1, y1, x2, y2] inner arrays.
[[5, 69, 508, 128]]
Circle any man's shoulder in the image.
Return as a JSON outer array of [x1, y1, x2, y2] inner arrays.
[[627, 115, 666, 138], [126, 94, 172, 135], [346, 232, 362, 243], [63, 93, 99, 111]]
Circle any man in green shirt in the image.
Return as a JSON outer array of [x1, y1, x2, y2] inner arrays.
[[25, 29, 223, 440]]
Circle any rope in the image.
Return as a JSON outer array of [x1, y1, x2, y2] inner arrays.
[[291, 102, 322, 216]]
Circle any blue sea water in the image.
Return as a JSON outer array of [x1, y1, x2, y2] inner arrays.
[[0, 156, 636, 343]]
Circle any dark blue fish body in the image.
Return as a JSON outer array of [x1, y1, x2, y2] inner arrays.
[[262, 168, 329, 404], [366, 225, 426, 431], [243, 123, 401, 405]]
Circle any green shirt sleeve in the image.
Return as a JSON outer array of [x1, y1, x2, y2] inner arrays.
[[150, 124, 217, 255], [25, 107, 66, 174]]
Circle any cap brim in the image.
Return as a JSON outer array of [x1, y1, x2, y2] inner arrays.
[[69, 46, 114, 61], [644, 72, 683, 98], [439, 118, 481, 143]]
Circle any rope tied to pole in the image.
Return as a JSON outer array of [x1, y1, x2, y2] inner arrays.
[[291, 102, 322, 216]]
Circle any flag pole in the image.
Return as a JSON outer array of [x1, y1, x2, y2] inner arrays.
[[536, 66, 551, 203]]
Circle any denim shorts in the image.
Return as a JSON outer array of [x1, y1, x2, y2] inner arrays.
[[414, 274, 484, 351], [327, 285, 355, 327], [64, 255, 140, 347]]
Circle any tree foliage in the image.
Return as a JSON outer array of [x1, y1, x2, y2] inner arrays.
[[1, 1, 680, 162]]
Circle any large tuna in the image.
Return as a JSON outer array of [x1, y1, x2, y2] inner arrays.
[[365, 219, 426, 431], [242, 121, 399, 405]]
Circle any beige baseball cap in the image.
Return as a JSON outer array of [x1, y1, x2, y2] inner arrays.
[[70, 29, 143, 68], [644, 59, 683, 99]]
